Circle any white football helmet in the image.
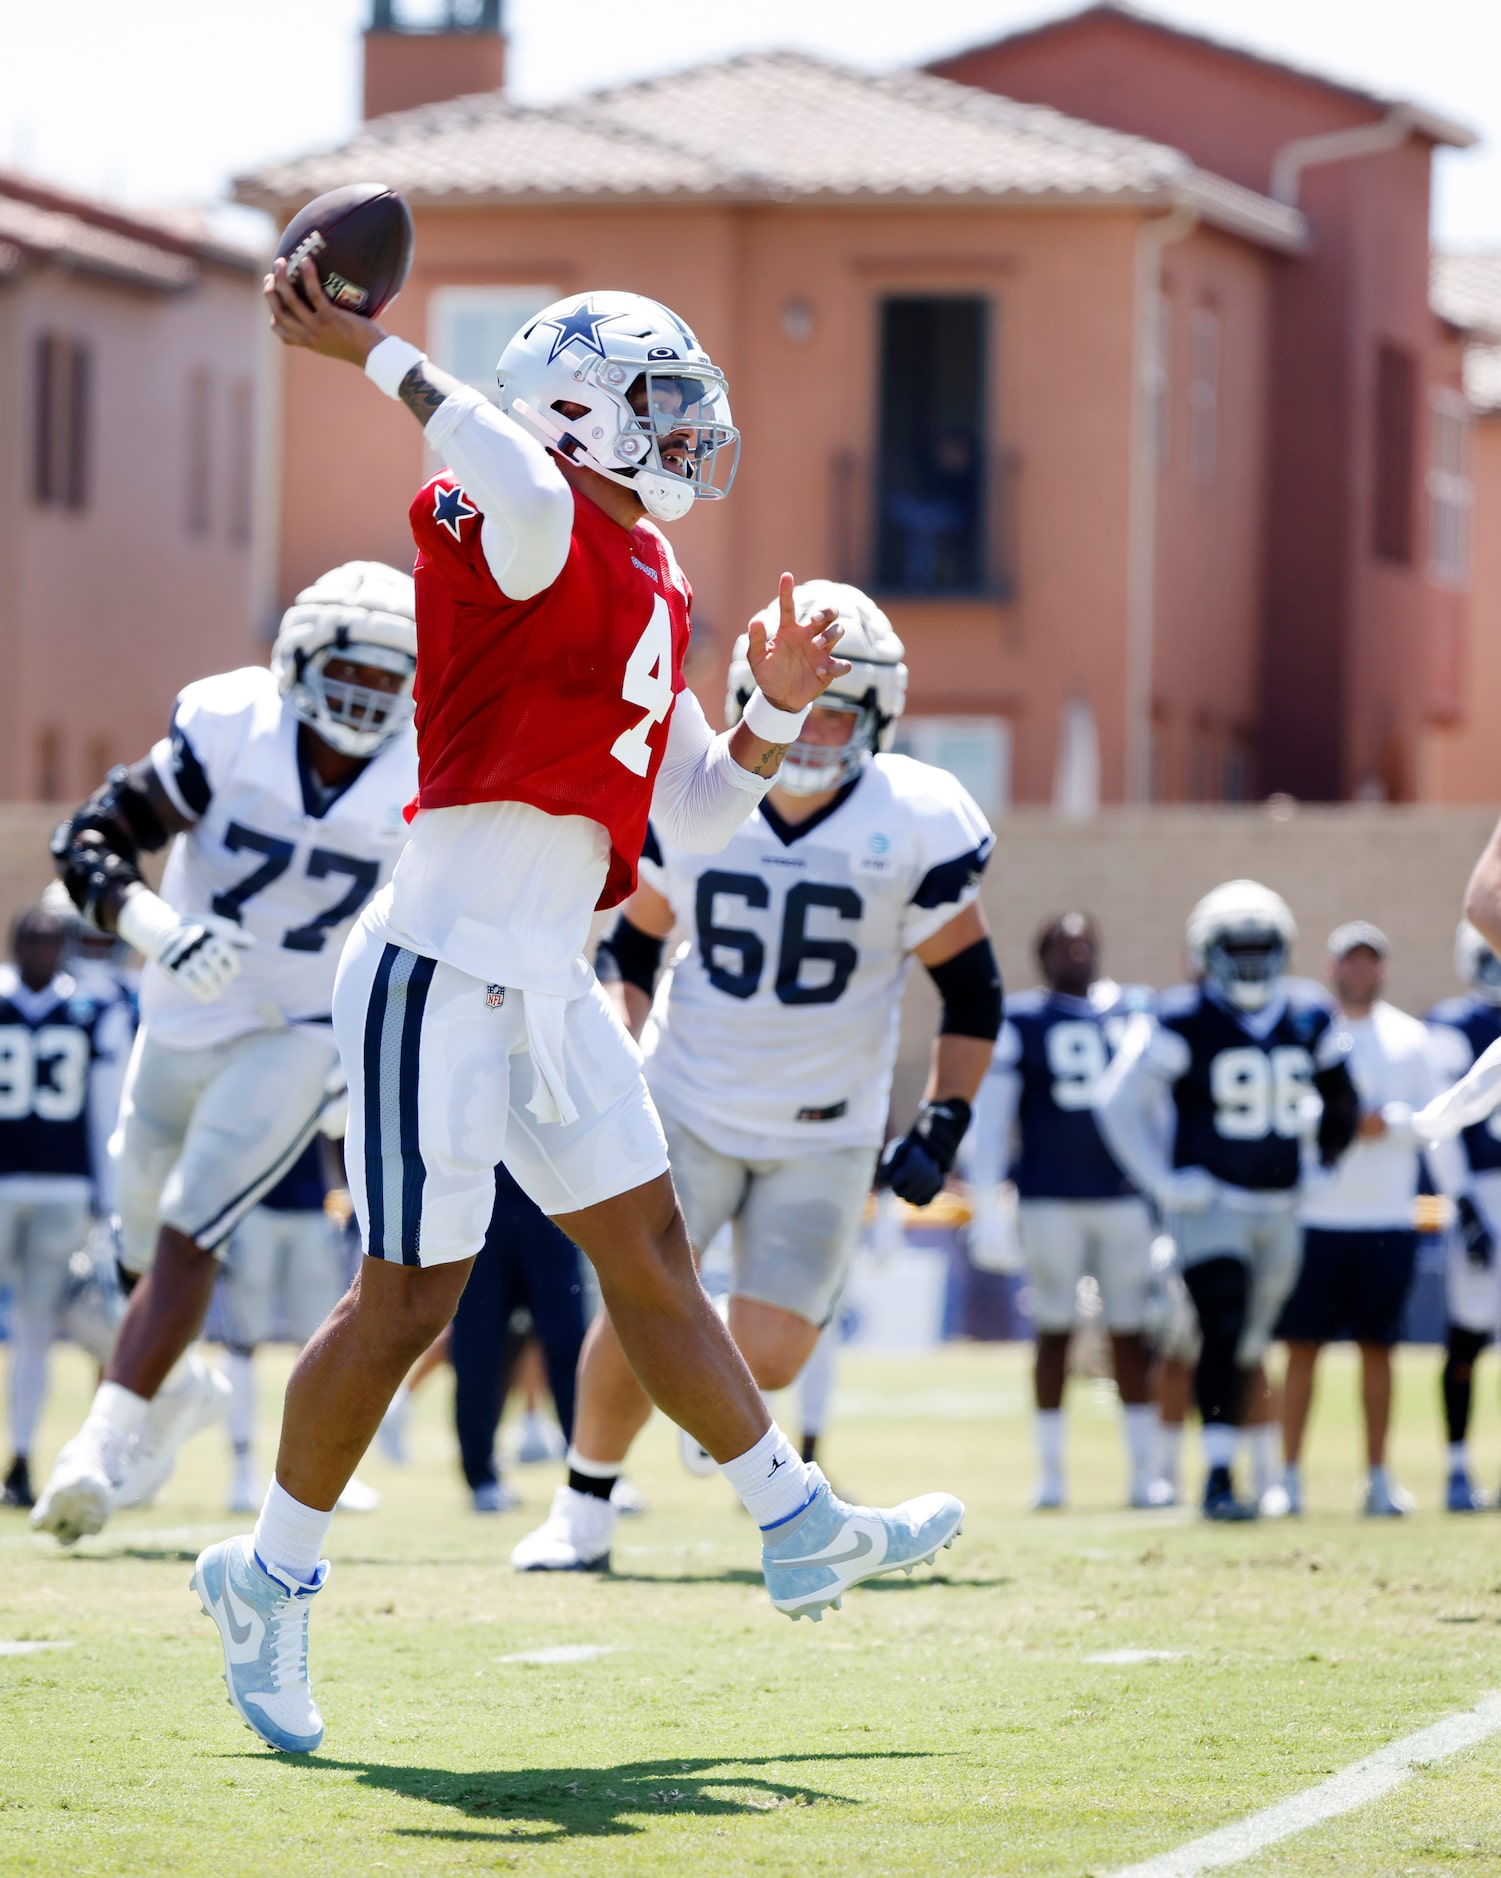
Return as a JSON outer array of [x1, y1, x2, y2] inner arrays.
[[271, 561, 417, 759], [1186, 879, 1295, 1012], [725, 580, 908, 796], [496, 290, 738, 524], [1456, 920, 1501, 1006]]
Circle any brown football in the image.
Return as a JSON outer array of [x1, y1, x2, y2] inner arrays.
[[275, 183, 414, 319]]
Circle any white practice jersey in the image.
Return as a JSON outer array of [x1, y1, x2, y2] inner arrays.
[[144, 668, 417, 1049], [639, 753, 993, 1158]]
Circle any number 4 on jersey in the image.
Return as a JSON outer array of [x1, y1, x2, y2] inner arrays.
[[611, 595, 675, 777]]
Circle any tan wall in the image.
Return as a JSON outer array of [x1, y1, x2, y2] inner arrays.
[[889, 801, 1499, 1125], [0, 262, 269, 803], [271, 197, 1277, 808]]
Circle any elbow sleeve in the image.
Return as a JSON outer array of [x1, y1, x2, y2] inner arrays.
[[596, 916, 665, 997], [925, 938, 1003, 1040], [51, 766, 170, 923], [1314, 1063, 1360, 1168]]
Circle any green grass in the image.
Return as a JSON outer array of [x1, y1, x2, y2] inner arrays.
[[5, 1341, 1501, 1876]]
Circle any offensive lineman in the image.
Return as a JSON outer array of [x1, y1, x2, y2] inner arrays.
[[0, 907, 133, 1507], [1096, 881, 1359, 1518], [966, 913, 1160, 1511], [512, 581, 1000, 1571], [195, 265, 966, 1758], [33, 563, 418, 1542]]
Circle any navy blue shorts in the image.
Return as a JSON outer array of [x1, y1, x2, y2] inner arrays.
[[1275, 1227, 1419, 1347]]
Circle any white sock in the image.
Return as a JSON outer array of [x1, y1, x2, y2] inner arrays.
[[1449, 1441, 1470, 1472], [1034, 1408, 1065, 1487], [1157, 1421, 1184, 1490], [797, 1329, 838, 1440], [252, 1477, 333, 1587], [1245, 1423, 1278, 1498], [80, 1380, 150, 1480], [8, 1306, 53, 1458], [719, 1423, 815, 1530], [1202, 1422, 1237, 1471], [1121, 1403, 1158, 1487], [225, 1351, 255, 1456]]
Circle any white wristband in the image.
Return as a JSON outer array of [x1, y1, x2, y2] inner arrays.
[[114, 887, 179, 962], [742, 689, 810, 743], [364, 334, 427, 401]]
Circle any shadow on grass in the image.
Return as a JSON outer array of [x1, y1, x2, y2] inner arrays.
[[265, 1748, 928, 1842]]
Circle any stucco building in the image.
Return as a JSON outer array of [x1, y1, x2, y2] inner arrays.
[[0, 171, 269, 802], [236, 1, 1487, 812]]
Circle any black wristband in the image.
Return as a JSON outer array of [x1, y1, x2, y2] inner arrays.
[[912, 1097, 972, 1174]]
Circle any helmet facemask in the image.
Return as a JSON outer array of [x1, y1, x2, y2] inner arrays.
[[777, 696, 880, 797], [1204, 929, 1288, 1011], [1470, 943, 1501, 1006], [292, 642, 415, 759]]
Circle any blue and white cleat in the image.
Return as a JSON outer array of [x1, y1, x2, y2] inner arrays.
[[1447, 1468, 1486, 1513], [192, 1536, 327, 1754], [761, 1468, 963, 1621]]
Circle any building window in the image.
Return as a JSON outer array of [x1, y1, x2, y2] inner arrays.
[[427, 286, 559, 399], [227, 377, 254, 549], [32, 333, 90, 510], [1428, 388, 1472, 589], [1223, 733, 1253, 803], [1185, 722, 1216, 802], [1189, 307, 1219, 485], [185, 369, 212, 539], [36, 726, 63, 801], [1145, 291, 1172, 471], [1374, 342, 1417, 564], [891, 716, 1009, 818], [875, 297, 988, 595]]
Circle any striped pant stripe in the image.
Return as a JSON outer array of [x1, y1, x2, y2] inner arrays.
[[362, 943, 437, 1266]]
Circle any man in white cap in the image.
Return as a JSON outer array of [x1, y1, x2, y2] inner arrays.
[[1272, 922, 1490, 1516]]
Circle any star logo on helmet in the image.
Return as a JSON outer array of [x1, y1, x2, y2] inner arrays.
[[540, 301, 618, 365], [433, 481, 478, 541]]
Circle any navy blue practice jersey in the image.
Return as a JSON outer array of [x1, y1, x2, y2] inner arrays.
[[0, 967, 131, 1182], [260, 1137, 329, 1214], [989, 983, 1152, 1201], [1149, 980, 1347, 1192], [1426, 997, 1501, 1176]]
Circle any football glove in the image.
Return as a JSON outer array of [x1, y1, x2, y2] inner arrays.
[[1457, 1194, 1495, 1271], [1156, 1167, 1218, 1217], [877, 1098, 971, 1208], [116, 888, 253, 1005]]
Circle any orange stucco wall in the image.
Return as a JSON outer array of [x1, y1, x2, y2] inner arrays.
[[1420, 412, 1501, 804], [272, 196, 1277, 806], [0, 261, 268, 802]]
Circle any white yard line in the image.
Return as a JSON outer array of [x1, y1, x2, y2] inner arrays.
[[0, 1641, 74, 1656], [1106, 1693, 1501, 1877], [498, 1644, 620, 1665], [1086, 1650, 1188, 1665]]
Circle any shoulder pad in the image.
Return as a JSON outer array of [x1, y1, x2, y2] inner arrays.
[[1153, 983, 1200, 1021]]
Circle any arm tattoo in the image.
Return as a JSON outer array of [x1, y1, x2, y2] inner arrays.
[[750, 742, 789, 778], [397, 360, 464, 426]]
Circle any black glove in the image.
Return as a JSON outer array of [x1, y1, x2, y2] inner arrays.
[[877, 1098, 972, 1208], [1458, 1194, 1495, 1271]]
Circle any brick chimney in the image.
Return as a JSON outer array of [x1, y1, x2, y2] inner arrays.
[[363, 0, 506, 122]]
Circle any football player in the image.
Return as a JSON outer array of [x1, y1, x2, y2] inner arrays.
[[191, 265, 966, 1758], [1423, 923, 1501, 1512], [0, 906, 133, 1508], [1096, 881, 1359, 1519], [511, 582, 999, 1571], [33, 563, 417, 1543], [967, 913, 1160, 1511]]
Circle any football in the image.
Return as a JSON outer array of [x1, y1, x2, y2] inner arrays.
[[274, 182, 414, 319]]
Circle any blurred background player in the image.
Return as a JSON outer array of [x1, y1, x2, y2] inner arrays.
[[1425, 921, 1501, 1511], [512, 580, 999, 1571], [0, 906, 132, 1508], [1097, 881, 1359, 1519], [450, 1164, 587, 1514], [32, 563, 417, 1543], [968, 911, 1159, 1511], [218, 1137, 376, 1516], [1272, 922, 1486, 1517]]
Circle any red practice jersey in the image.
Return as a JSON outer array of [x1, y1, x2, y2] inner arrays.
[[407, 473, 692, 909]]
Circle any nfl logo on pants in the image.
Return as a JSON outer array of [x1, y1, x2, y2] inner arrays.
[[486, 984, 506, 1009]]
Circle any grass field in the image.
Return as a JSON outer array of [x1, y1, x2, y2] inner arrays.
[[6, 1341, 1501, 1876]]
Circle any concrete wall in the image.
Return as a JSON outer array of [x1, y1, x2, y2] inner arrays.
[[888, 800, 1500, 1126]]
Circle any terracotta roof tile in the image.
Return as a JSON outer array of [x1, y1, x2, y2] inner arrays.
[[0, 192, 198, 291]]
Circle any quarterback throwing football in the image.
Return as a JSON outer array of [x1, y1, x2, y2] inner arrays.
[[189, 261, 966, 1756]]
